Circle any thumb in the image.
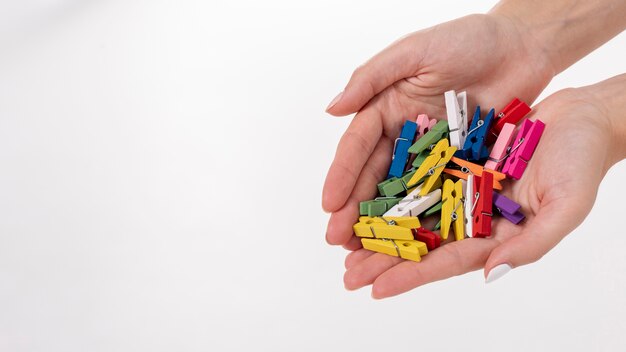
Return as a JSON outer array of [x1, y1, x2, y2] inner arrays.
[[483, 195, 593, 283], [326, 34, 425, 116]]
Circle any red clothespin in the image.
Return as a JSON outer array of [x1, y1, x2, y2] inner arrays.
[[412, 227, 441, 250], [472, 171, 493, 238], [487, 98, 531, 145]]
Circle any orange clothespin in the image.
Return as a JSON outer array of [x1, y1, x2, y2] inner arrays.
[[443, 157, 506, 190], [472, 171, 494, 238]]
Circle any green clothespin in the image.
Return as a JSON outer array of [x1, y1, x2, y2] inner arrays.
[[408, 120, 449, 168], [408, 120, 449, 154], [377, 169, 419, 197], [424, 201, 443, 217], [359, 197, 401, 216], [412, 149, 432, 168], [433, 219, 441, 231]]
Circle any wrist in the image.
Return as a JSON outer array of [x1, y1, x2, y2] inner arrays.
[[580, 75, 626, 166], [486, 10, 557, 82]]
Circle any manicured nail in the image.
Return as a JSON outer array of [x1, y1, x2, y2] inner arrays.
[[326, 91, 343, 111], [485, 263, 512, 284]]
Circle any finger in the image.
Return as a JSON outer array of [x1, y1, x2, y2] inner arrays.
[[342, 235, 363, 251], [371, 238, 500, 299], [345, 248, 376, 270], [325, 136, 392, 245], [484, 195, 593, 282], [322, 107, 384, 213], [326, 34, 425, 116], [344, 252, 403, 291]]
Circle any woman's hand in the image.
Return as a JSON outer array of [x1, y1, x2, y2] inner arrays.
[[343, 86, 620, 298], [323, 14, 555, 248]]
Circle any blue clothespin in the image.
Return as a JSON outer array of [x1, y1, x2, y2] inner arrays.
[[387, 120, 417, 178], [455, 106, 494, 161]]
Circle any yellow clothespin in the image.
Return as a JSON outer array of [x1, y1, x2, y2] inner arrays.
[[407, 138, 457, 195], [361, 238, 428, 262], [353, 216, 420, 241], [441, 179, 465, 241]]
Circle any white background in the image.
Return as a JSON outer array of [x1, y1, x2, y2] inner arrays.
[[1, 0, 625, 351]]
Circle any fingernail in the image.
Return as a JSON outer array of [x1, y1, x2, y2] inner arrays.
[[485, 263, 512, 284], [326, 91, 343, 111]]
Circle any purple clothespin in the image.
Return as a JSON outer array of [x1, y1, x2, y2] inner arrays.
[[492, 192, 525, 224]]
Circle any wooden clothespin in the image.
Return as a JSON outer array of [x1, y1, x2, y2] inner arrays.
[[502, 119, 545, 180], [383, 183, 442, 217], [493, 192, 525, 224], [387, 120, 417, 178], [359, 197, 401, 217], [361, 238, 428, 262], [443, 156, 506, 190], [464, 175, 474, 238], [416, 114, 437, 137], [487, 98, 531, 144], [441, 179, 465, 241], [412, 227, 441, 250], [472, 172, 494, 238], [407, 138, 457, 194], [445, 90, 468, 149], [424, 201, 442, 217], [484, 122, 516, 171], [408, 120, 449, 168], [377, 169, 417, 197], [353, 216, 420, 240], [456, 106, 494, 161]]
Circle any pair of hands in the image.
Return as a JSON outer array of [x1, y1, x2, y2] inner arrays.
[[322, 14, 616, 298]]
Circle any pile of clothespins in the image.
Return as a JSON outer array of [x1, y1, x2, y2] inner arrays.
[[354, 90, 545, 262]]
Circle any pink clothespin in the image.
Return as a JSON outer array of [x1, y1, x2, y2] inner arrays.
[[484, 123, 516, 171], [416, 114, 437, 137], [502, 119, 545, 180]]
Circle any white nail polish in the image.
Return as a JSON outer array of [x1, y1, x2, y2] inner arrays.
[[485, 263, 512, 284]]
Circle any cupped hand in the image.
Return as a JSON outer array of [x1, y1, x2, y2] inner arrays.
[[343, 87, 617, 298], [322, 13, 555, 249]]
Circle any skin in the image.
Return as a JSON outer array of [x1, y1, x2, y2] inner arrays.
[[323, 1, 626, 298]]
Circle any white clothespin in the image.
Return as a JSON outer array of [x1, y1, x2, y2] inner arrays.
[[445, 90, 468, 149], [383, 185, 442, 217], [463, 177, 474, 238]]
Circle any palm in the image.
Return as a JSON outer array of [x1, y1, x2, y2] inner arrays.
[[341, 90, 610, 298], [323, 14, 554, 249]]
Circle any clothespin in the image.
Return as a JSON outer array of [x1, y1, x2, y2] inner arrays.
[[472, 172, 494, 238], [353, 216, 420, 240], [484, 123, 516, 171], [464, 175, 474, 237], [443, 156, 506, 190], [383, 183, 442, 217], [407, 114, 440, 170], [416, 114, 437, 137], [408, 120, 449, 168], [455, 106, 494, 161], [361, 238, 427, 262], [412, 227, 441, 250], [445, 90, 468, 148], [493, 192, 525, 224], [502, 119, 545, 180], [407, 138, 457, 195], [441, 179, 465, 241], [359, 197, 401, 217], [387, 120, 418, 178], [377, 169, 417, 197], [424, 201, 442, 217], [488, 98, 531, 144]]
